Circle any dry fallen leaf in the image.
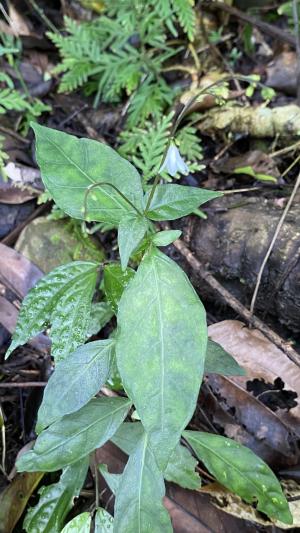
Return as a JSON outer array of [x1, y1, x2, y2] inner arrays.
[[208, 320, 300, 431], [0, 472, 44, 533], [202, 321, 300, 468]]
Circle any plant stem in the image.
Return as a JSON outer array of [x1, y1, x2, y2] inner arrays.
[[145, 73, 266, 214], [94, 452, 99, 509]]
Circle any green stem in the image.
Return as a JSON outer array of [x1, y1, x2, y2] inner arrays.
[[83, 181, 143, 220], [144, 73, 270, 214], [144, 137, 173, 213]]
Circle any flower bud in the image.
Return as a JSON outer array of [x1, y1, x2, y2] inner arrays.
[[159, 141, 189, 177]]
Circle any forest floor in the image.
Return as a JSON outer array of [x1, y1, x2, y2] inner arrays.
[[0, 1, 300, 531]]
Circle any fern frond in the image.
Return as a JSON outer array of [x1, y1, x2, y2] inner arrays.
[[94, 45, 143, 102], [126, 79, 174, 129], [120, 112, 205, 182], [176, 124, 203, 162], [172, 0, 196, 41], [0, 88, 29, 113], [58, 61, 97, 92], [120, 112, 174, 182], [0, 73, 14, 87]]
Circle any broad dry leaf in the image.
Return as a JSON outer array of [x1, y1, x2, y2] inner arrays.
[[208, 320, 300, 433]]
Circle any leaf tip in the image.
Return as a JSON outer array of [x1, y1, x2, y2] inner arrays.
[[5, 340, 18, 360]]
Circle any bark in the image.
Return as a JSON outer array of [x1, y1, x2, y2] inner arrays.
[[189, 194, 300, 332]]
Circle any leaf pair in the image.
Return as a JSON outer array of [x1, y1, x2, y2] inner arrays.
[[61, 509, 113, 533], [109, 422, 292, 529], [112, 422, 201, 490], [32, 124, 221, 270]]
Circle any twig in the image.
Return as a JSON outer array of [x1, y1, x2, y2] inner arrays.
[[26, 0, 59, 34], [0, 126, 31, 144], [94, 452, 99, 509], [161, 65, 196, 75], [250, 170, 300, 317], [166, 228, 300, 366], [281, 152, 300, 178], [205, 1, 296, 47], [222, 186, 262, 194], [270, 140, 300, 158]]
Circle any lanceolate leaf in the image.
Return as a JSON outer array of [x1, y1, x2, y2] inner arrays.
[[184, 431, 293, 525], [114, 434, 173, 532], [112, 422, 201, 490], [144, 184, 222, 221], [118, 215, 148, 271], [17, 397, 131, 472], [23, 458, 88, 533], [103, 264, 135, 313], [116, 247, 207, 469], [61, 513, 91, 533], [95, 508, 114, 532], [36, 340, 115, 432], [6, 261, 98, 361], [205, 339, 246, 376], [32, 123, 144, 224]]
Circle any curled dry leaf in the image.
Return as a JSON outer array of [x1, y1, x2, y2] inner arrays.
[[0, 162, 42, 205], [208, 320, 300, 429], [211, 150, 280, 181], [8, 5, 32, 36], [266, 52, 298, 96]]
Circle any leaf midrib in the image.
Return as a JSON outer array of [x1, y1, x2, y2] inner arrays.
[[151, 255, 165, 433], [36, 399, 131, 459], [43, 134, 128, 212], [40, 341, 114, 425], [186, 434, 273, 500]]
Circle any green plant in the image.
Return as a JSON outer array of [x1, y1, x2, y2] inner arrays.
[[6, 120, 292, 530], [45, 1, 205, 189], [47, 1, 196, 123], [0, 33, 51, 169], [119, 112, 204, 183]]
